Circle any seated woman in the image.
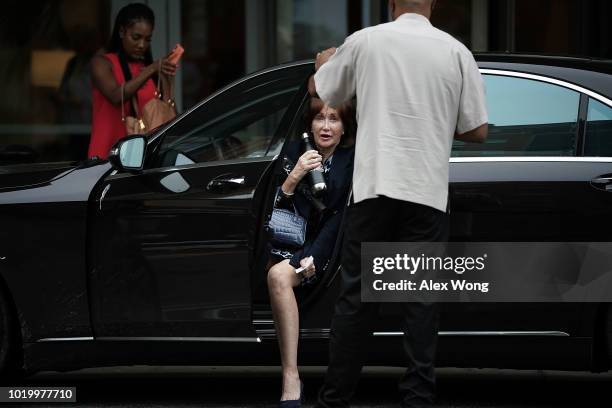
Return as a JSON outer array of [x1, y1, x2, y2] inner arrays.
[[267, 97, 356, 406]]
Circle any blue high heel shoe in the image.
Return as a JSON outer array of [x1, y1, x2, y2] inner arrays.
[[279, 381, 304, 407]]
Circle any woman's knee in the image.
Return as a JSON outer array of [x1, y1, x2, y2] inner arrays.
[[267, 262, 293, 292]]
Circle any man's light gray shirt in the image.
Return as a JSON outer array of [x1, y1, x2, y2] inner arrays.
[[315, 13, 488, 212]]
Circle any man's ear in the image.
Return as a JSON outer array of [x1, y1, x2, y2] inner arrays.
[[119, 26, 125, 38]]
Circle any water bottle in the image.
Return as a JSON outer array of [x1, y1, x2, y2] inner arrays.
[[301, 132, 327, 196]]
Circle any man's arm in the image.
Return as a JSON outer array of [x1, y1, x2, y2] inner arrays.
[[310, 41, 358, 107], [455, 123, 488, 143], [455, 49, 488, 143], [309, 48, 337, 97], [308, 75, 318, 98]]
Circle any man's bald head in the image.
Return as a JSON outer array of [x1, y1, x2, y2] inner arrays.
[[389, 0, 436, 20], [396, 0, 433, 7]]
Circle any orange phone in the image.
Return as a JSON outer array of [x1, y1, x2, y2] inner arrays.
[[167, 44, 184, 65]]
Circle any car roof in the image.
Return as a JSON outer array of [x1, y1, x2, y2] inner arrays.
[[283, 54, 612, 101], [474, 53, 612, 75], [287, 54, 612, 74], [475, 54, 612, 100]]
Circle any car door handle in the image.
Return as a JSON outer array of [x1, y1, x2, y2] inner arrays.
[[590, 176, 612, 191], [206, 174, 246, 192]]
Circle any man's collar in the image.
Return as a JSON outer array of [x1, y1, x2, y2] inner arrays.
[[396, 13, 431, 25]]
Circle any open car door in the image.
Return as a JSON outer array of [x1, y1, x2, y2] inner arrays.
[[89, 63, 313, 340]]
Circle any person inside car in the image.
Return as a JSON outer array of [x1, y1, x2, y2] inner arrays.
[[266, 97, 355, 406]]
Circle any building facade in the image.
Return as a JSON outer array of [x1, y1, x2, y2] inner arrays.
[[1, 0, 610, 164]]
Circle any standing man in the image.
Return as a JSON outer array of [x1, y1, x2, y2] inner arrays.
[[309, 0, 488, 406]]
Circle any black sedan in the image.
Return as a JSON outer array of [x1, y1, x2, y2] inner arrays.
[[1, 54, 612, 377]]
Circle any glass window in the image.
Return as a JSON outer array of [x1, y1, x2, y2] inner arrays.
[[269, 0, 350, 66], [181, 0, 246, 109], [452, 75, 580, 157], [514, 0, 581, 56], [430, 0, 472, 47], [584, 98, 612, 157], [0, 1, 110, 166], [289, 0, 348, 60], [155, 65, 311, 168]]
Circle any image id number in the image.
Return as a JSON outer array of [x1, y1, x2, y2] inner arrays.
[[1, 387, 76, 402]]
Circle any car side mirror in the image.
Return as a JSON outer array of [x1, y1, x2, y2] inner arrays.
[[108, 135, 146, 172]]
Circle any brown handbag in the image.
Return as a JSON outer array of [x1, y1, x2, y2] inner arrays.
[[121, 60, 176, 135]]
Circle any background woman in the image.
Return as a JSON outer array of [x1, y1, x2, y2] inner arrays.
[[267, 97, 356, 406], [88, 3, 177, 159]]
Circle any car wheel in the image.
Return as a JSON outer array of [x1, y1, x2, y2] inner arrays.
[[0, 289, 21, 377]]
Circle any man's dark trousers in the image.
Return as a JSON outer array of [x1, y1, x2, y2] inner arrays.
[[316, 196, 448, 408]]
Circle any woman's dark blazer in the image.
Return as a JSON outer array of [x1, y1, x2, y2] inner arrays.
[[281, 143, 355, 275]]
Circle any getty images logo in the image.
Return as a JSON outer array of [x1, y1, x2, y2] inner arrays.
[[372, 253, 488, 275]]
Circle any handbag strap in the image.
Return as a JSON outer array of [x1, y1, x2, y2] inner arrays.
[[120, 82, 140, 121], [274, 187, 299, 215], [155, 59, 162, 98], [120, 59, 176, 123], [120, 82, 126, 122], [155, 59, 175, 105]]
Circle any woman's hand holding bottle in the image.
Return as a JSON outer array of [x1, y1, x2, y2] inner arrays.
[[281, 150, 322, 195], [292, 150, 322, 180]]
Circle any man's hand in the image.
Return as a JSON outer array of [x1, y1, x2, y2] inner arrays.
[[310, 47, 337, 97], [315, 47, 337, 71]]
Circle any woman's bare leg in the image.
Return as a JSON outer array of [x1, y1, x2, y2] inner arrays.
[[268, 259, 303, 401]]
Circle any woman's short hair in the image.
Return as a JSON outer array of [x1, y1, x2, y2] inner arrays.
[[304, 97, 357, 147]]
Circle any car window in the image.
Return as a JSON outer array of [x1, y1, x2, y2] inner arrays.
[[452, 74, 580, 157], [154, 67, 310, 168], [584, 98, 612, 157]]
